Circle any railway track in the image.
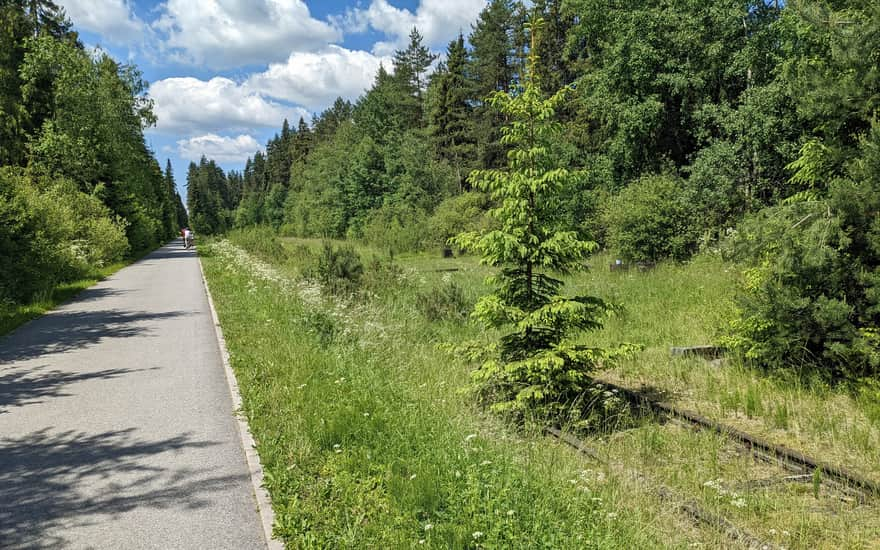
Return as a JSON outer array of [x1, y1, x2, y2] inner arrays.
[[545, 378, 880, 547], [545, 427, 778, 549], [596, 378, 880, 500]]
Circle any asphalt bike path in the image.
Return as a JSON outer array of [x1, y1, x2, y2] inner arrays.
[[0, 240, 267, 549]]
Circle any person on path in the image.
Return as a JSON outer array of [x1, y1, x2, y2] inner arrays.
[[184, 228, 193, 249]]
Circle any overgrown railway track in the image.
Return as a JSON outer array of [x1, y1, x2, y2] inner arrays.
[[545, 379, 880, 548], [597, 378, 880, 500]]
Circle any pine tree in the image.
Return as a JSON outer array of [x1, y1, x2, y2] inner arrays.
[[162, 159, 179, 234], [468, 0, 516, 168], [431, 33, 476, 190], [391, 28, 437, 128], [291, 116, 312, 167], [452, 18, 625, 423]]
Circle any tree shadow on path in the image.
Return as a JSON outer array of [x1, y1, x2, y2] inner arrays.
[[0, 309, 190, 364], [0, 365, 155, 414], [0, 428, 245, 549]]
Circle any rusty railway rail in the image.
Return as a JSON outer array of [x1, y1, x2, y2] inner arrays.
[[597, 379, 880, 499], [545, 427, 777, 549]]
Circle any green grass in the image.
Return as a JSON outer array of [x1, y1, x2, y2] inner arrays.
[[0, 261, 128, 337], [0, 243, 171, 338], [206, 233, 880, 548], [201, 236, 724, 548]]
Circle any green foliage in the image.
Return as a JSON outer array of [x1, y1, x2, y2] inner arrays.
[[0, 168, 128, 302], [308, 242, 365, 295], [416, 278, 469, 321], [228, 226, 289, 264], [1, 3, 184, 307], [452, 19, 624, 424], [721, 0, 880, 381], [725, 125, 880, 380], [603, 173, 700, 263], [361, 202, 429, 254], [187, 157, 235, 235], [426, 192, 494, 249]]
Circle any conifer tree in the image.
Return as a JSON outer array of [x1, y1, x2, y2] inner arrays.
[[392, 28, 437, 127], [453, 18, 624, 422], [468, 0, 516, 168], [431, 33, 477, 189]]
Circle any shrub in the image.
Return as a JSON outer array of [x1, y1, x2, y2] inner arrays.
[[416, 278, 469, 321], [361, 202, 429, 254], [307, 242, 364, 294], [603, 173, 700, 262], [426, 192, 493, 250], [724, 124, 880, 379], [685, 141, 749, 235], [0, 168, 128, 303]]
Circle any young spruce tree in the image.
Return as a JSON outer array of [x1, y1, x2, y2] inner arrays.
[[452, 19, 627, 424]]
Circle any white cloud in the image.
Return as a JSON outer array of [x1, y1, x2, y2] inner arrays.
[[148, 76, 307, 135], [153, 0, 340, 68], [246, 46, 390, 111], [334, 0, 485, 55], [177, 134, 262, 163], [59, 0, 144, 44]]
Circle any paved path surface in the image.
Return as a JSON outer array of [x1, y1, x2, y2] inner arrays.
[[0, 240, 267, 549]]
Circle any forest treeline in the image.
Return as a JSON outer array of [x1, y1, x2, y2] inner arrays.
[[0, 0, 186, 305], [190, 0, 880, 379]]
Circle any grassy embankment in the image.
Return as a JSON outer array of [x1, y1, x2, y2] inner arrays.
[[201, 232, 725, 548], [0, 242, 177, 337], [0, 261, 128, 336], [202, 231, 880, 549]]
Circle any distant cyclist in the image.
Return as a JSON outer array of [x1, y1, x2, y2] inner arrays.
[[183, 227, 193, 249]]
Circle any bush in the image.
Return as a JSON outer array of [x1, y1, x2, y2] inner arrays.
[[361, 202, 429, 254], [603, 173, 700, 262], [416, 278, 469, 321], [0, 168, 129, 303], [685, 141, 749, 235], [426, 192, 493, 250], [724, 124, 880, 379], [725, 184, 880, 379], [307, 242, 364, 295]]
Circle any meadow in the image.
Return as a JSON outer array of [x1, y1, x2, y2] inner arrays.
[[200, 229, 880, 549]]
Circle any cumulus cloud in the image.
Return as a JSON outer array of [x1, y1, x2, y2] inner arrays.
[[149, 76, 308, 135], [334, 0, 485, 55], [246, 46, 390, 111], [59, 0, 143, 44], [152, 0, 340, 68], [177, 134, 262, 163]]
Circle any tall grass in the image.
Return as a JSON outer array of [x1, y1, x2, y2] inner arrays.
[[206, 235, 880, 547], [201, 236, 717, 548]]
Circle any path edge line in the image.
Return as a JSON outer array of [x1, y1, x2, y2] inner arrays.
[[198, 254, 283, 550]]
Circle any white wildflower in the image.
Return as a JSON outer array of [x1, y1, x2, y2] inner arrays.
[[472, 531, 484, 539], [424, 523, 433, 531]]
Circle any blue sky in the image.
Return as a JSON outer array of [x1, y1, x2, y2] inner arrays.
[[57, 0, 488, 196]]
